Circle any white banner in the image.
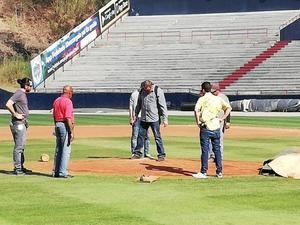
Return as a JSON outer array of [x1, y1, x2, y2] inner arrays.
[[30, 54, 44, 88]]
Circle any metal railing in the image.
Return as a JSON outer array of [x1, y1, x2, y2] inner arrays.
[[36, 86, 200, 94], [191, 28, 269, 40], [106, 27, 270, 41], [106, 30, 181, 41]]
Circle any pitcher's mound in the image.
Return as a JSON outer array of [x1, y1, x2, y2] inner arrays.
[[31, 158, 261, 177]]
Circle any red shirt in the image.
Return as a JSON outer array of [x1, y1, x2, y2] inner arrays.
[[53, 95, 74, 122]]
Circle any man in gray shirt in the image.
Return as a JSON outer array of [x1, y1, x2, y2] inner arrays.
[[129, 84, 152, 159], [131, 80, 168, 161], [6, 77, 32, 175]]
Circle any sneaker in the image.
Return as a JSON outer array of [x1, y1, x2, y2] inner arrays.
[[216, 173, 223, 179], [131, 154, 142, 159], [192, 172, 207, 179], [60, 175, 74, 179], [53, 174, 74, 179], [13, 170, 26, 176], [144, 154, 155, 160], [157, 156, 165, 161], [22, 167, 32, 173]]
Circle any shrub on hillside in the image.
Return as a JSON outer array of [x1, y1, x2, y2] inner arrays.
[[0, 57, 31, 87], [50, 0, 106, 37]]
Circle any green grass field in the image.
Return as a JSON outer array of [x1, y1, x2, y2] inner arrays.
[[1, 114, 300, 127], [0, 115, 300, 225]]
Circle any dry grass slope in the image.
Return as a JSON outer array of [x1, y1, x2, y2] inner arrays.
[[0, 0, 107, 89]]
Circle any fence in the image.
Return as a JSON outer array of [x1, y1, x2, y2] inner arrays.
[[106, 27, 270, 41]]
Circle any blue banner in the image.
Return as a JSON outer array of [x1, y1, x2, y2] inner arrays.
[[31, 13, 101, 88], [31, 0, 130, 89]]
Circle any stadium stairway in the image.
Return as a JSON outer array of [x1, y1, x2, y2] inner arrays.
[[219, 40, 290, 90]]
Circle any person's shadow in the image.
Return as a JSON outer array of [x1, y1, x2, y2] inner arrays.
[[0, 170, 53, 177], [87, 156, 133, 160], [140, 163, 194, 176]]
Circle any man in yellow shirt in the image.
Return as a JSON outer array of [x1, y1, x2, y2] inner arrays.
[[193, 82, 231, 179]]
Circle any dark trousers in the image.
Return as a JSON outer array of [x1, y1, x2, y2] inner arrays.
[[133, 120, 166, 158], [200, 127, 222, 174]]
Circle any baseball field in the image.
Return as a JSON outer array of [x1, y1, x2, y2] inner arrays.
[[0, 114, 300, 225]]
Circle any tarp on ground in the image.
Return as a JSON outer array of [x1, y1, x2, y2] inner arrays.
[[260, 149, 300, 179], [231, 99, 300, 112]]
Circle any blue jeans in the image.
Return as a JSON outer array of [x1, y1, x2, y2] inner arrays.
[[131, 118, 150, 155], [209, 122, 224, 159], [200, 127, 222, 174], [53, 122, 71, 177], [133, 120, 165, 158]]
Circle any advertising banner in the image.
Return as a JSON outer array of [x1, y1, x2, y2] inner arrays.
[[31, 0, 130, 89], [30, 54, 45, 88], [100, 0, 116, 29], [31, 12, 101, 88], [99, 0, 130, 32], [116, 0, 130, 16]]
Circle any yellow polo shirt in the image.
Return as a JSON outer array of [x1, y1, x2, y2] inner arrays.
[[194, 92, 231, 130]]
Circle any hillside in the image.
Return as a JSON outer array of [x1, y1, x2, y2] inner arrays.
[[0, 0, 106, 90], [0, 0, 53, 59], [0, 0, 105, 60]]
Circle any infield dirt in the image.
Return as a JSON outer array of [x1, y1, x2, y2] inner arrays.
[[1, 125, 298, 140], [0, 125, 290, 177]]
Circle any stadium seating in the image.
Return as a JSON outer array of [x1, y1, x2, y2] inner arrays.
[[37, 10, 300, 95], [224, 40, 300, 95], [219, 40, 290, 90]]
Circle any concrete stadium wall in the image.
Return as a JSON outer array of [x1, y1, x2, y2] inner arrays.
[[0, 89, 11, 109], [1, 89, 299, 110], [130, 0, 300, 16], [280, 18, 300, 40], [0, 90, 198, 110]]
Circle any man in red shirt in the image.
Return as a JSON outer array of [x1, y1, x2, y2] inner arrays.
[[52, 85, 74, 178]]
